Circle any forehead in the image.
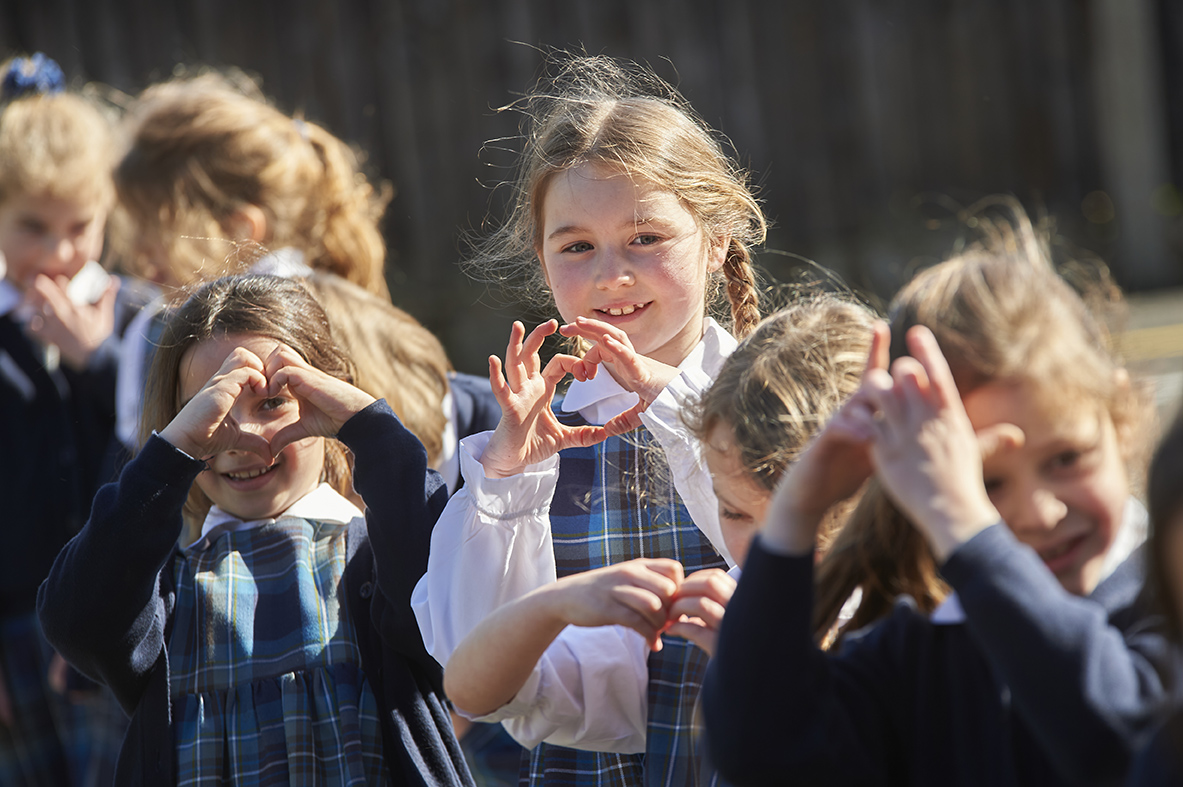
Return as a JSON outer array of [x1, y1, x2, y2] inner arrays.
[[179, 333, 282, 400], [0, 193, 99, 224], [963, 379, 1106, 446], [540, 163, 695, 228]]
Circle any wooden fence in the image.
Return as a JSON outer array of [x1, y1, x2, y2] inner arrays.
[[3, 0, 1180, 371]]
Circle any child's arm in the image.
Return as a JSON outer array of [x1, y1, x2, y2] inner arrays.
[[444, 558, 682, 751], [869, 327, 1180, 783]]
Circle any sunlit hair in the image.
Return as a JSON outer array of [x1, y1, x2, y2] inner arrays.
[[112, 70, 389, 296], [0, 57, 114, 210], [1145, 411, 1183, 641], [468, 53, 767, 341], [303, 272, 451, 465], [684, 293, 875, 551], [814, 200, 1152, 642], [141, 275, 355, 524]]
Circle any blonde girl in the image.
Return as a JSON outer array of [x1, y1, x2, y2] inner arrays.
[[703, 207, 1179, 786], [412, 54, 765, 785], [37, 275, 473, 786], [112, 70, 390, 296], [0, 51, 136, 787], [440, 295, 874, 769]]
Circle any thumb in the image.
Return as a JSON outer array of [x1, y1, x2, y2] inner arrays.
[[976, 423, 1024, 464]]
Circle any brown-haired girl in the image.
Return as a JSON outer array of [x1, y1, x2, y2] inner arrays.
[[413, 53, 766, 785], [703, 206, 1179, 785], [112, 71, 389, 297], [37, 275, 473, 786], [438, 295, 874, 768]]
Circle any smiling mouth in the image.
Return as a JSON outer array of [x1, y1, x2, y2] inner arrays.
[[1037, 533, 1087, 569], [596, 302, 648, 317], [225, 463, 277, 481]]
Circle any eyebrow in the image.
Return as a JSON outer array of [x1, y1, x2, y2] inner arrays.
[[546, 216, 672, 242]]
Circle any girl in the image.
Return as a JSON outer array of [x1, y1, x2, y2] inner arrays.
[[0, 51, 144, 787], [109, 69, 392, 459], [1127, 413, 1183, 785], [703, 209, 1179, 785], [440, 296, 875, 759], [112, 69, 389, 296], [411, 54, 766, 784], [37, 276, 473, 786]]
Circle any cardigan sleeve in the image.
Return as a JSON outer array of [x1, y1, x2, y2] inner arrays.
[[702, 537, 903, 786], [36, 433, 201, 714], [942, 524, 1181, 784]]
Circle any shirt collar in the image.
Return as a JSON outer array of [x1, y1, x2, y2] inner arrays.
[[197, 482, 364, 543], [560, 318, 734, 425]]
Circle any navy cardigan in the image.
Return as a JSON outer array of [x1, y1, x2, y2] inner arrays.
[[703, 526, 1183, 786], [37, 400, 474, 786]]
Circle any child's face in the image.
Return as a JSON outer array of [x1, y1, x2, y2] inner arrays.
[[703, 420, 770, 567], [538, 163, 726, 368], [964, 380, 1128, 596], [0, 193, 106, 291], [180, 333, 327, 521]]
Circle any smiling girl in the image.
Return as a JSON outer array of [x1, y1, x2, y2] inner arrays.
[[412, 54, 766, 785], [702, 206, 1180, 786], [38, 275, 473, 786]]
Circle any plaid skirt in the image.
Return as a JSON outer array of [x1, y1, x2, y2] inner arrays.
[[169, 518, 388, 786], [0, 612, 69, 787]]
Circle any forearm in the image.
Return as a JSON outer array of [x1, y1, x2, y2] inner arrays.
[[945, 525, 1174, 782], [411, 430, 560, 665], [445, 587, 569, 716]]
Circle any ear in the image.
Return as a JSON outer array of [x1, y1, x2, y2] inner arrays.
[[707, 234, 730, 274], [228, 204, 268, 243]]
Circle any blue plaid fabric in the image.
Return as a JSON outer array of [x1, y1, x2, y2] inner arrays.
[[0, 612, 70, 787], [525, 409, 727, 787], [169, 517, 388, 786]]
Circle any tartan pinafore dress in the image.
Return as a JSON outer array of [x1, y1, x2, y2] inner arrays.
[[168, 514, 388, 785], [523, 406, 727, 787]]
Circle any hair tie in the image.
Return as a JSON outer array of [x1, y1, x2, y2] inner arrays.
[[2, 53, 66, 101]]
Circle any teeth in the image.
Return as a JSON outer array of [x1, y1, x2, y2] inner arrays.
[[604, 304, 642, 316], [227, 466, 272, 480]]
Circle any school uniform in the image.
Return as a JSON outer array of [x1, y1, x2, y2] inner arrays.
[[412, 319, 736, 786], [0, 266, 151, 786], [702, 522, 1183, 787], [1126, 709, 1183, 786], [38, 400, 475, 786]]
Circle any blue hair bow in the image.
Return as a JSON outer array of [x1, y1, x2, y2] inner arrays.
[[2, 53, 66, 100]]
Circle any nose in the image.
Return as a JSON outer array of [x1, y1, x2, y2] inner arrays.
[[1006, 485, 1068, 538], [594, 248, 634, 290]]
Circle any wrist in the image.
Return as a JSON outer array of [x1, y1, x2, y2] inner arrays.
[[919, 501, 1000, 563]]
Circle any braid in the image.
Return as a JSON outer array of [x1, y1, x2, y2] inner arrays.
[[722, 242, 761, 339]]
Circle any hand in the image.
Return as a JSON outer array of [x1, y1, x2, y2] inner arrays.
[[664, 568, 736, 657], [761, 321, 890, 555], [863, 326, 1001, 561], [158, 347, 273, 461], [560, 316, 680, 422], [261, 344, 376, 453], [481, 320, 632, 478], [23, 273, 118, 370], [549, 558, 685, 652]]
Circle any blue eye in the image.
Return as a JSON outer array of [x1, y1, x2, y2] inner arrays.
[[562, 241, 593, 254], [632, 234, 661, 246]]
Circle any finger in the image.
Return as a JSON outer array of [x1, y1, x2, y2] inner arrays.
[[976, 422, 1024, 464], [676, 569, 735, 606], [262, 343, 308, 382], [663, 619, 717, 655], [631, 558, 686, 594], [502, 321, 528, 390], [863, 320, 890, 380], [488, 355, 511, 401], [905, 325, 962, 411], [668, 595, 727, 629], [521, 319, 558, 362], [267, 422, 310, 458], [225, 430, 275, 464], [541, 353, 587, 386], [559, 316, 631, 346], [602, 401, 644, 436]]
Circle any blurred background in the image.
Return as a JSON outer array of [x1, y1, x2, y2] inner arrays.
[[3, 0, 1182, 410]]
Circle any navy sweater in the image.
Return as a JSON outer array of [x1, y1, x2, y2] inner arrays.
[[37, 400, 474, 787], [702, 526, 1182, 786]]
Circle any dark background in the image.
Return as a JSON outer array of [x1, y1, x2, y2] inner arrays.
[[4, 0, 1181, 374]]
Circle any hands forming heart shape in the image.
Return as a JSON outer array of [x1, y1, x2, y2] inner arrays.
[[479, 318, 683, 479], [158, 338, 376, 465]]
